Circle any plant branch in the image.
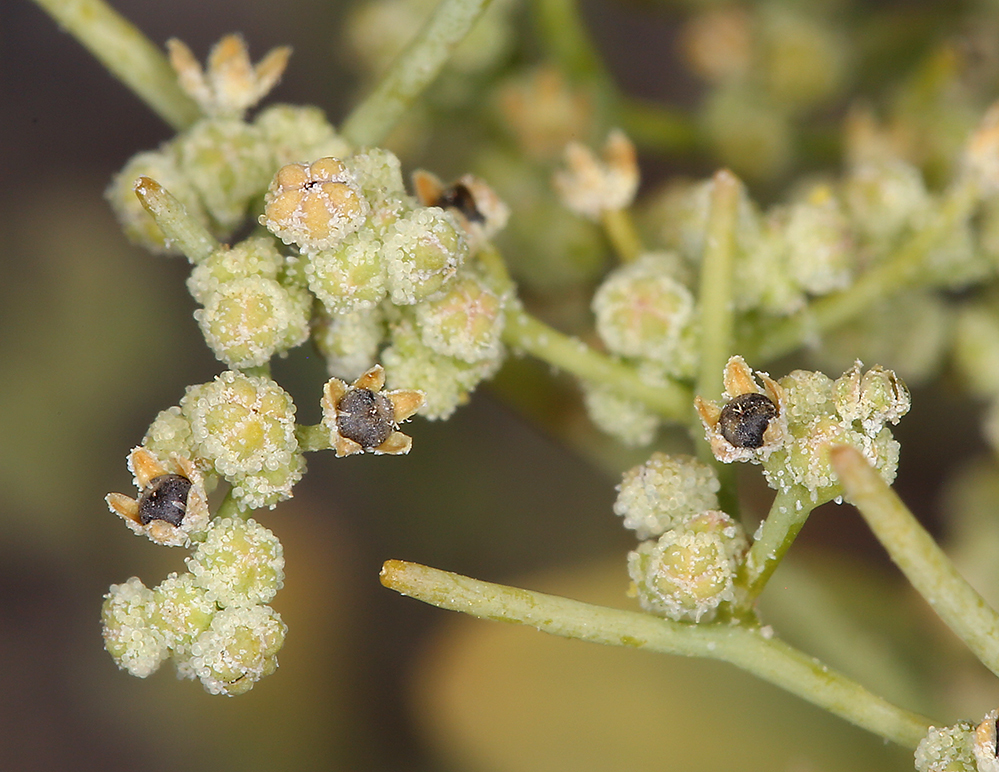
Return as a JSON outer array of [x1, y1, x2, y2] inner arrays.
[[600, 208, 643, 263], [743, 485, 821, 602], [381, 559, 934, 748], [830, 445, 999, 679], [134, 177, 218, 264], [31, 0, 200, 130], [340, 0, 495, 147]]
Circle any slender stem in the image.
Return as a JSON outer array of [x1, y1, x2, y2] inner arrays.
[[748, 180, 979, 363], [31, 0, 200, 130], [502, 305, 692, 421], [830, 445, 999, 679], [295, 423, 332, 453], [134, 177, 218, 264], [381, 559, 934, 747], [215, 488, 249, 520], [618, 97, 703, 155], [695, 170, 740, 403], [743, 485, 820, 602], [600, 209, 643, 263], [532, 0, 606, 85], [340, 0, 495, 147]]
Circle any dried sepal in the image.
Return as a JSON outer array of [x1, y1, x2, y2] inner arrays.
[[320, 365, 425, 457], [167, 34, 291, 118], [412, 170, 510, 250], [106, 447, 210, 547], [695, 355, 788, 463], [552, 129, 639, 220]]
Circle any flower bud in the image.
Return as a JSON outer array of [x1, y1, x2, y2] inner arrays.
[[581, 382, 660, 447], [229, 456, 307, 510], [187, 237, 285, 305], [383, 207, 468, 304], [313, 306, 386, 381], [914, 721, 976, 772], [414, 273, 506, 363], [188, 517, 285, 607], [254, 104, 352, 167], [553, 130, 639, 220], [615, 453, 721, 539], [781, 189, 853, 296], [102, 577, 169, 678], [149, 572, 216, 654], [344, 147, 407, 203], [182, 371, 300, 480], [143, 406, 195, 463], [195, 276, 311, 368], [176, 118, 273, 233], [306, 229, 387, 313], [628, 510, 748, 622], [592, 252, 698, 376], [184, 604, 287, 696], [261, 158, 370, 252], [844, 160, 929, 244]]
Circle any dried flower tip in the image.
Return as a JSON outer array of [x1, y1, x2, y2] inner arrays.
[[413, 170, 510, 250], [167, 35, 291, 117], [261, 158, 369, 252], [321, 365, 424, 457], [833, 361, 911, 436], [696, 355, 787, 463], [187, 517, 285, 608], [106, 448, 210, 546], [553, 129, 639, 220]]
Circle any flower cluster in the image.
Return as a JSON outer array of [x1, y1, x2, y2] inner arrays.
[[914, 708, 999, 772], [697, 356, 910, 504], [102, 517, 286, 696], [616, 453, 748, 623]]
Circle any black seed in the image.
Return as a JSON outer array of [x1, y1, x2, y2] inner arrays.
[[719, 392, 778, 449], [437, 183, 485, 224], [137, 474, 191, 526], [337, 388, 395, 449]]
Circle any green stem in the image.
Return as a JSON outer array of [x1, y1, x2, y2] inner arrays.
[[340, 0, 495, 147], [134, 176, 218, 264], [695, 170, 740, 403], [502, 305, 692, 421], [295, 423, 332, 453], [831, 445, 999, 679], [31, 0, 199, 130], [215, 487, 249, 520], [532, 0, 606, 85], [381, 559, 934, 747], [600, 209, 644, 263], [743, 485, 820, 602], [748, 180, 979, 363], [618, 97, 703, 155]]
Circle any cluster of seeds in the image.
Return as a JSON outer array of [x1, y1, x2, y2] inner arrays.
[[102, 517, 286, 696], [616, 454, 748, 622]]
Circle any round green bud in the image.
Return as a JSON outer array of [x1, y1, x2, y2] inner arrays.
[[344, 147, 406, 203], [782, 191, 853, 296], [102, 577, 169, 678], [615, 453, 721, 539], [702, 84, 793, 181], [628, 510, 748, 622], [383, 207, 468, 304], [414, 273, 506, 363], [195, 276, 311, 368], [954, 303, 999, 398], [592, 253, 698, 375], [143, 406, 195, 463], [229, 454, 306, 509], [187, 237, 285, 305], [581, 382, 660, 447], [175, 118, 273, 233], [149, 572, 216, 653], [759, 7, 846, 110], [914, 722, 976, 772], [313, 306, 386, 381], [779, 369, 836, 424], [186, 604, 287, 696], [254, 104, 352, 167], [735, 226, 805, 316], [188, 517, 285, 607], [106, 147, 207, 255], [833, 363, 910, 436], [182, 371, 300, 479], [382, 315, 500, 419], [844, 160, 928, 245], [306, 229, 387, 313]]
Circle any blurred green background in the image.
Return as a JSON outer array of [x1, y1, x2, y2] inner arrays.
[[5, 1, 999, 770]]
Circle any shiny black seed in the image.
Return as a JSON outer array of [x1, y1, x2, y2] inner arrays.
[[337, 388, 395, 449], [437, 183, 485, 224], [137, 474, 191, 526], [718, 392, 778, 449]]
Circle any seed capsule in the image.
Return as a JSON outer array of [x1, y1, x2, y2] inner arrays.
[[718, 392, 778, 448], [137, 474, 192, 526], [336, 388, 395, 449]]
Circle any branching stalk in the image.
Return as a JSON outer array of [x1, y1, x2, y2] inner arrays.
[[743, 485, 821, 602], [31, 0, 200, 130], [381, 559, 934, 748]]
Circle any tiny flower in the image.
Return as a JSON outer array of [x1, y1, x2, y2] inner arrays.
[[261, 158, 370, 252], [254, 104, 352, 168], [615, 453, 721, 540], [106, 447, 210, 547], [695, 355, 788, 463], [187, 237, 285, 305], [313, 306, 386, 382], [344, 148, 407, 204], [414, 273, 506, 363], [306, 229, 387, 313], [914, 721, 977, 772], [184, 604, 287, 696], [320, 365, 424, 457], [553, 129, 639, 220], [149, 573, 216, 654], [628, 510, 748, 622], [187, 518, 285, 607], [167, 34, 291, 118], [102, 577, 170, 678], [413, 170, 510, 250], [382, 207, 468, 304], [142, 406, 195, 465]]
